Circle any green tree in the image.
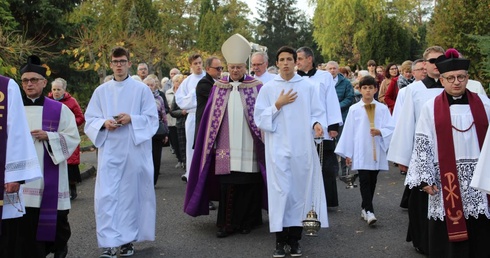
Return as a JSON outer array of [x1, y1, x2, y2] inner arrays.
[[428, 0, 490, 81], [255, 0, 303, 63], [0, 0, 18, 31]]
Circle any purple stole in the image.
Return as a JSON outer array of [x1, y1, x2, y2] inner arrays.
[[184, 75, 267, 216], [0, 75, 9, 228], [36, 97, 62, 241], [434, 90, 488, 242]]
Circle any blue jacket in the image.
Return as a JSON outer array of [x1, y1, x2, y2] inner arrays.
[[334, 73, 354, 121]]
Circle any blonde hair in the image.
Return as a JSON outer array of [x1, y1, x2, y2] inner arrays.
[[423, 46, 445, 59], [172, 74, 184, 84], [400, 60, 413, 73]]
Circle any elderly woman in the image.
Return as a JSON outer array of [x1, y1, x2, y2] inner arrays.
[[143, 77, 168, 186], [166, 74, 185, 168], [48, 78, 85, 200], [169, 74, 187, 175]]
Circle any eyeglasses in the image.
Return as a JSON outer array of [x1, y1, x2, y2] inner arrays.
[[441, 74, 468, 83], [209, 66, 224, 71], [111, 60, 128, 65], [389, 67, 398, 70], [368, 64, 376, 67], [21, 77, 45, 85], [426, 58, 437, 64], [252, 63, 264, 67]]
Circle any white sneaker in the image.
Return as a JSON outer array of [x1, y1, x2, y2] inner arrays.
[[366, 211, 377, 225], [361, 209, 367, 221]]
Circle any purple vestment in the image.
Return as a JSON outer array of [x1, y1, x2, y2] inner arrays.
[[184, 75, 267, 217]]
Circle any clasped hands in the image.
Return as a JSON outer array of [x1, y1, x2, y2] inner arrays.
[[105, 113, 131, 131]]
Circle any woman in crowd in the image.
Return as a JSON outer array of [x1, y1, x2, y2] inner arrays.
[[378, 63, 399, 104], [169, 74, 187, 174], [144, 77, 168, 186], [48, 78, 85, 200]]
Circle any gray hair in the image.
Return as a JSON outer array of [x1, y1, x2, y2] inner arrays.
[[326, 61, 339, 68], [296, 47, 315, 62], [52, 78, 67, 90], [411, 59, 425, 70], [251, 52, 268, 63]]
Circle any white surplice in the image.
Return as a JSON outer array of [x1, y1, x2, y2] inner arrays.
[[23, 99, 80, 210], [3, 79, 42, 219], [304, 70, 343, 134], [392, 86, 407, 124], [335, 100, 395, 171], [175, 72, 205, 177], [84, 77, 159, 248], [405, 95, 490, 220], [471, 113, 490, 194], [387, 81, 443, 166], [254, 71, 276, 84], [254, 74, 328, 232]]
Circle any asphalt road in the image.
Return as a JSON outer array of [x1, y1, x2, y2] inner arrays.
[[58, 147, 426, 258]]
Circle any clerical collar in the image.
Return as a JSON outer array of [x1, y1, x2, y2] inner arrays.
[[23, 95, 45, 106], [297, 68, 317, 78], [115, 74, 130, 82], [446, 91, 468, 105], [228, 75, 245, 83], [422, 76, 443, 89]]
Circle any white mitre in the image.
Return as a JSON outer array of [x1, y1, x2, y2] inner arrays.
[[221, 34, 252, 64]]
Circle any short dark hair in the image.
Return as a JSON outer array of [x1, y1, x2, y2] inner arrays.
[[111, 47, 130, 60], [276, 46, 297, 63], [296, 47, 315, 63], [188, 53, 202, 64], [205, 56, 219, 68], [359, 75, 376, 87]]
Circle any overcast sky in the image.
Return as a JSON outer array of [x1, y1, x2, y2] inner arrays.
[[247, 0, 315, 19]]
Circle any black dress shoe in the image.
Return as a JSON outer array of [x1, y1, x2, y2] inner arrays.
[[216, 228, 229, 238], [209, 201, 216, 210], [54, 245, 68, 258]]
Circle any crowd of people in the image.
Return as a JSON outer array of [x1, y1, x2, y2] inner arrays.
[[1, 35, 490, 258]]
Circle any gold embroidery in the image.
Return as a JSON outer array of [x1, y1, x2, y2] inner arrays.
[[444, 172, 460, 208], [446, 208, 463, 225]]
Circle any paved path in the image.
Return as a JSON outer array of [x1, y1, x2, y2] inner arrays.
[[59, 147, 425, 258]]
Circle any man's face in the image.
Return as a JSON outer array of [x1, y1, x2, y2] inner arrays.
[[251, 55, 268, 77], [110, 56, 132, 79], [359, 84, 377, 100], [296, 51, 312, 72], [191, 57, 203, 75], [228, 63, 245, 81], [441, 70, 468, 97], [137, 64, 148, 79], [412, 62, 427, 81], [277, 52, 296, 78], [425, 52, 444, 78], [170, 69, 179, 78], [206, 59, 222, 80], [326, 64, 339, 78], [21, 72, 47, 99]]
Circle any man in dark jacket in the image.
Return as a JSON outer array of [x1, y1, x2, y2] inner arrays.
[[326, 61, 354, 177]]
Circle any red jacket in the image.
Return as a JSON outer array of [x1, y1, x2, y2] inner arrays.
[[384, 76, 399, 114], [48, 92, 85, 165]]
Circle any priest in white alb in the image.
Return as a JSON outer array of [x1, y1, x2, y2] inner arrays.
[[19, 56, 80, 258], [405, 49, 490, 257], [84, 47, 159, 257], [254, 46, 328, 258], [175, 54, 206, 181]]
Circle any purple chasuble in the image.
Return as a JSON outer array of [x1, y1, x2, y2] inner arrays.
[[0, 75, 10, 229], [184, 75, 267, 217], [36, 97, 62, 241]]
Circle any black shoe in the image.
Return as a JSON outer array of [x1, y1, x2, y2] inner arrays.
[[209, 201, 216, 210], [273, 242, 286, 258], [181, 174, 187, 182], [289, 242, 302, 257], [120, 242, 134, 257], [54, 245, 68, 258], [216, 228, 230, 238], [70, 185, 77, 200]]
